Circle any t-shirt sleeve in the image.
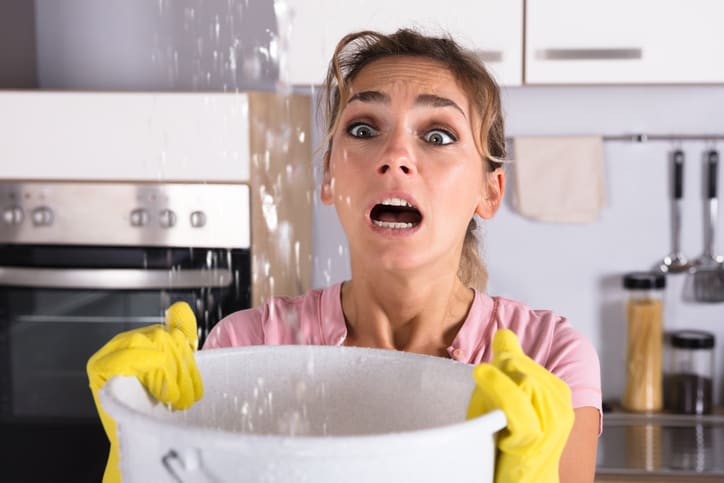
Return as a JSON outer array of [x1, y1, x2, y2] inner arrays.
[[546, 323, 602, 413], [543, 321, 603, 435], [494, 298, 602, 416]]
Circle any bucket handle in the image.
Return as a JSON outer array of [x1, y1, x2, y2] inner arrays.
[[161, 448, 221, 483]]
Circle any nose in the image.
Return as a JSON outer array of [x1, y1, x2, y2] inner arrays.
[[376, 127, 416, 176]]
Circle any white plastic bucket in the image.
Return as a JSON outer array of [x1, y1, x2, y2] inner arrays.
[[100, 345, 506, 482]]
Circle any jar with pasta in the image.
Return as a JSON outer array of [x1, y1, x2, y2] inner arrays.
[[622, 272, 665, 412]]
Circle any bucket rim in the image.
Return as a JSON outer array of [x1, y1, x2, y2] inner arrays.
[[99, 345, 507, 449]]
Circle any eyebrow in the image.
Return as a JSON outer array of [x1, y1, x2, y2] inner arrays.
[[415, 94, 466, 119], [347, 90, 466, 118], [348, 90, 389, 104]]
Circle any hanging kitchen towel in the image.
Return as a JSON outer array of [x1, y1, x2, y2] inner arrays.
[[512, 136, 605, 223]]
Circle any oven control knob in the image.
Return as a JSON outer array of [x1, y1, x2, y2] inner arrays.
[[2, 206, 24, 225], [190, 210, 206, 228], [130, 208, 149, 227], [31, 206, 54, 226], [159, 209, 177, 228]]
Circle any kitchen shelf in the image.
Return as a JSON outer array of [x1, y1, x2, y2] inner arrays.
[[596, 408, 724, 480]]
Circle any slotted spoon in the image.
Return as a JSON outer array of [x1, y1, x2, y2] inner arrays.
[[692, 149, 724, 303]]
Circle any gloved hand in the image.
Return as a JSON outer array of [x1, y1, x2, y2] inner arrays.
[[467, 329, 574, 483], [87, 301, 204, 483]]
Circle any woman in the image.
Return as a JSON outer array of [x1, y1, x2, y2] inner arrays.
[[89, 29, 601, 483]]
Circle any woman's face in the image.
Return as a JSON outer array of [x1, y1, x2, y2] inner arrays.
[[322, 56, 504, 274]]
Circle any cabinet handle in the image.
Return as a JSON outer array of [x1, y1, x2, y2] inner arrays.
[[536, 48, 642, 60], [474, 50, 503, 63]]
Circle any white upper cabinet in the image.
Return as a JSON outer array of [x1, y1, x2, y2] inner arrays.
[[283, 0, 523, 86], [0, 92, 252, 181], [525, 0, 724, 84]]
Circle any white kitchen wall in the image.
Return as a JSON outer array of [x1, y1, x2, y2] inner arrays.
[[17, 0, 724, 405]]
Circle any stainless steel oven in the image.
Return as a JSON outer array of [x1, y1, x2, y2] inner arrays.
[[0, 181, 251, 482]]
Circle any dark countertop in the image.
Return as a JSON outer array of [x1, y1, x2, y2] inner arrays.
[[595, 407, 724, 481]]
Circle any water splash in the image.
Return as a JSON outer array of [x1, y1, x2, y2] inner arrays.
[[272, 0, 293, 86], [145, 0, 337, 440], [152, 0, 281, 90]]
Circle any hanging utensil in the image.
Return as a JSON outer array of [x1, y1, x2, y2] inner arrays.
[[659, 150, 692, 273], [692, 148, 724, 303]]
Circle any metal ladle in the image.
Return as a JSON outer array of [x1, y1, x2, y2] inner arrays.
[[659, 150, 693, 273]]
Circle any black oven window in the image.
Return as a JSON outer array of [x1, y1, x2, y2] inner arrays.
[[5, 288, 192, 419]]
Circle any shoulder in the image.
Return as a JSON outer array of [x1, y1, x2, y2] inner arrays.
[[492, 295, 602, 411], [203, 284, 346, 349], [492, 296, 581, 358]]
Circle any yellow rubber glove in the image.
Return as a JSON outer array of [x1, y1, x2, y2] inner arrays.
[[87, 301, 203, 483], [467, 329, 574, 483]]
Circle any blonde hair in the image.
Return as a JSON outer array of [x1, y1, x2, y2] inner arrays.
[[320, 29, 506, 291]]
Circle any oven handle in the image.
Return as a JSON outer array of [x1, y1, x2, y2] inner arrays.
[[0, 267, 233, 289]]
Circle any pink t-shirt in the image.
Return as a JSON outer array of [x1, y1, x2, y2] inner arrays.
[[204, 283, 602, 418]]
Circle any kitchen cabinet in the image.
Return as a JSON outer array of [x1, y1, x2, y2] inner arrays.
[[282, 0, 523, 86], [525, 0, 724, 84], [0, 92, 252, 181]]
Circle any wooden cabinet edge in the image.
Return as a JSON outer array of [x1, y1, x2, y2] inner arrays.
[[247, 92, 315, 307]]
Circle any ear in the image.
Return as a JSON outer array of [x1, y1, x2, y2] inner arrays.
[[320, 151, 334, 205], [475, 167, 505, 219]]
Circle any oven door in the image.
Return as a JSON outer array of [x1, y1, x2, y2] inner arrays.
[[0, 246, 250, 482]]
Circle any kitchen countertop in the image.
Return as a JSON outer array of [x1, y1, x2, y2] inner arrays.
[[595, 407, 724, 482], [597, 475, 724, 482]]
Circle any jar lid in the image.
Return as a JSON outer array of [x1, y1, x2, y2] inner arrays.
[[623, 271, 666, 289], [671, 330, 715, 349]]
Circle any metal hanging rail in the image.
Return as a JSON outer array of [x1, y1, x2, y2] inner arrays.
[[507, 134, 724, 144], [602, 133, 724, 142]]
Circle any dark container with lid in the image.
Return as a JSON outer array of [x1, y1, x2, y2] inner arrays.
[[664, 330, 715, 415]]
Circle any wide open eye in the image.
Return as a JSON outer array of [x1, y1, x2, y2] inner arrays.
[[424, 129, 456, 145], [347, 122, 379, 138]]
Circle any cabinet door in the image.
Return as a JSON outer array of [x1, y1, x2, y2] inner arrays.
[[0, 92, 251, 181], [283, 0, 523, 86], [526, 0, 724, 84]]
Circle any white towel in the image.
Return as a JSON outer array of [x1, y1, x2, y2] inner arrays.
[[512, 136, 605, 223]]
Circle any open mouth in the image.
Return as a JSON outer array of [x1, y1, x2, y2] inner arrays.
[[370, 198, 423, 229]]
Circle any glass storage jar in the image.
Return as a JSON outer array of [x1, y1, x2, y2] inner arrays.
[[665, 330, 715, 415], [622, 272, 665, 412]]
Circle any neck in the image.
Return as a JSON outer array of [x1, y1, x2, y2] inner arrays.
[[340, 269, 474, 357]]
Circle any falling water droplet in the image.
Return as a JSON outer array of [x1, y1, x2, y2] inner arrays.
[[196, 37, 204, 57], [260, 186, 278, 231], [294, 240, 301, 281], [229, 45, 237, 74]]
